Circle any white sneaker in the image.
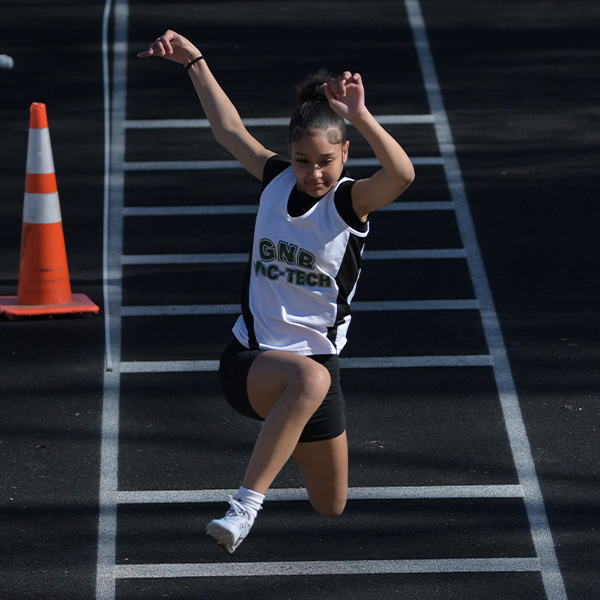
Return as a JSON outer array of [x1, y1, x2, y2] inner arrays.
[[206, 496, 254, 553]]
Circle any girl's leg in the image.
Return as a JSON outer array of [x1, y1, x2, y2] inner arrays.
[[207, 349, 343, 553], [243, 350, 331, 495], [292, 432, 348, 517]]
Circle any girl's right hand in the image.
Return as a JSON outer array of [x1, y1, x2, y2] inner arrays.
[[324, 71, 367, 123], [137, 30, 201, 66]]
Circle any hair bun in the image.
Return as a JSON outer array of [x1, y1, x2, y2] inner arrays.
[[293, 68, 335, 105], [289, 68, 346, 144]]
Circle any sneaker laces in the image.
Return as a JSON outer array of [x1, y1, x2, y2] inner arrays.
[[225, 495, 254, 528]]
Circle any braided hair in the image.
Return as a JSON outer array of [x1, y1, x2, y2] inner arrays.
[[289, 69, 346, 145]]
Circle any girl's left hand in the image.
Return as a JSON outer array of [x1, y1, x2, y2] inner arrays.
[[137, 30, 200, 66], [323, 72, 367, 121]]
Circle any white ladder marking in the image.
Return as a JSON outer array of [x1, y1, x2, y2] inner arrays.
[[123, 114, 436, 129], [121, 200, 454, 217], [120, 249, 467, 265], [96, 0, 566, 596], [116, 484, 524, 504], [115, 558, 542, 579], [119, 355, 493, 374], [120, 299, 479, 317], [122, 156, 444, 171]]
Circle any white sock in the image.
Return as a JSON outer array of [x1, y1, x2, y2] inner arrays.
[[234, 485, 265, 521]]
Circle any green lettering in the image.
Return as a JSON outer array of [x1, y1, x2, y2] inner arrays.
[[306, 273, 318, 286], [297, 249, 315, 269], [254, 260, 268, 277], [259, 238, 276, 261], [318, 274, 331, 287], [277, 240, 298, 265], [267, 265, 280, 280]]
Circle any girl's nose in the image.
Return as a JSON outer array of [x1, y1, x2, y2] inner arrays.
[[310, 164, 322, 178]]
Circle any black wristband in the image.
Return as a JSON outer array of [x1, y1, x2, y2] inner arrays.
[[186, 55, 205, 70]]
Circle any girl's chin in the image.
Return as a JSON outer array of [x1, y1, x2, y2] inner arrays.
[[305, 183, 330, 196]]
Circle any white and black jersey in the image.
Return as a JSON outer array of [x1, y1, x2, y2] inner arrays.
[[232, 156, 369, 355]]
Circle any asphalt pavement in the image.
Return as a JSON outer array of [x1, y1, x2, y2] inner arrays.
[[0, 2, 598, 599]]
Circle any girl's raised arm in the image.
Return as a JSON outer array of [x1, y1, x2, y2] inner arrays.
[[138, 31, 275, 180], [325, 72, 415, 221]]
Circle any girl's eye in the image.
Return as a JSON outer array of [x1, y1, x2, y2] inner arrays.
[[295, 158, 334, 166]]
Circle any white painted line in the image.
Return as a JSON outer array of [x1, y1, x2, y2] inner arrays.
[[123, 114, 436, 129], [124, 159, 241, 171], [123, 205, 258, 217], [406, 1, 567, 598], [354, 299, 479, 311], [120, 360, 219, 373], [116, 484, 524, 505], [351, 157, 444, 166], [364, 249, 467, 259], [119, 355, 492, 374], [347, 485, 523, 500], [121, 200, 454, 217], [121, 249, 467, 265], [120, 299, 479, 317], [340, 355, 493, 368], [102, 0, 113, 372], [121, 252, 249, 265], [115, 557, 541, 579], [97, 2, 127, 599], [382, 201, 454, 211], [123, 156, 443, 171], [121, 304, 240, 316]]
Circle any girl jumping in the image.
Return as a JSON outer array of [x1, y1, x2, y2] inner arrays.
[[138, 30, 415, 553]]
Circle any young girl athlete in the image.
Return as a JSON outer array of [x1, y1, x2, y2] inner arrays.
[[138, 30, 415, 553]]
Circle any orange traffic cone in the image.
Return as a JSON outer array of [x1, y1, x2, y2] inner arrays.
[[0, 103, 99, 319]]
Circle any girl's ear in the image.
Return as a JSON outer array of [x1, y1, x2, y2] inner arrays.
[[342, 140, 350, 163]]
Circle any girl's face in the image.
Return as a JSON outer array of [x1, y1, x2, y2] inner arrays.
[[289, 130, 349, 198]]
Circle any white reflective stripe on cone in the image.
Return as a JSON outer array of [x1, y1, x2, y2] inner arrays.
[[26, 128, 55, 174], [23, 193, 63, 224]]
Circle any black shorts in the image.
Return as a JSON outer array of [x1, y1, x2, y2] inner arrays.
[[218, 337, 346, 443]]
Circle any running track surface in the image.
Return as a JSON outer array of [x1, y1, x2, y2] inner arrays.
[[0, 2, 598, 600]]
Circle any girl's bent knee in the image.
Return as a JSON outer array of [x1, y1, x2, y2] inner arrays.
[[302, 361, 331, 396], [316, 504, 346, 519], [290, 360, 331, 405], [312, 497, 347, 518]]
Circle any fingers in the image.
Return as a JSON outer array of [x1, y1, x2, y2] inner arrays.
[[137, 30, 175, 58], [151, 34, 171, 57], [348, 72, 362, 86], [326, 72, 362, 98], [341, 72, 361, 89]]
